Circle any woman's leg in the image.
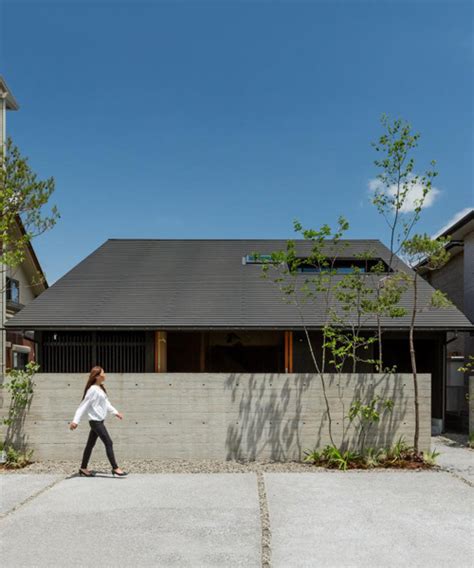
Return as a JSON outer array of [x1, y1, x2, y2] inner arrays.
[[94, 421, 119, 470], [81, 425, 99, 469]]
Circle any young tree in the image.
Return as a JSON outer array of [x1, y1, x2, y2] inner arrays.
[[257, 217, 350, 447], [370, 115, 438, 369], [0, 137, 59, 276], [402, 234, 451, 453], [0, 138, 59, 377]]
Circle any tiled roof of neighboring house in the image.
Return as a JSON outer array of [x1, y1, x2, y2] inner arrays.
[[435, 208, 474, 240], [5, 239, 473, 330], [417, 208, 474, 272], [0, 76, 19, 110], [16, 216, 48, 290]]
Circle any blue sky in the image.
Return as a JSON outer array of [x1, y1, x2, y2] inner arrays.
[[1, 0, 473, 283]]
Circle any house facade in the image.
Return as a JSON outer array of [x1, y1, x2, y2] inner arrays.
[[1, 77, 48, 375], [419, 209, 474, 432], [5, 238, 473, 431]]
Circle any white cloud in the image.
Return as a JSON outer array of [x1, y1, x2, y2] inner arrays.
[[432, 207, 474, 238], [368, 176, 441, 213]]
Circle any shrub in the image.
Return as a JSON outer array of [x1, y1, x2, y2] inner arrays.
[[3, 445, 34, 469]]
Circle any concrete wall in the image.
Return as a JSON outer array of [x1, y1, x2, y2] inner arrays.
[[0, 373, 431, 461]]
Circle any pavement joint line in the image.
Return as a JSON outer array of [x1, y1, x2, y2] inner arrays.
[[440, 467, 473, 488], [257, 471, 272, 568], [0, 474, 69, 520]]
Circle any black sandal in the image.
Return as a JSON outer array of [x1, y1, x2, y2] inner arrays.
[[112, 469, 128, 477], [78, 469, 96, 477]]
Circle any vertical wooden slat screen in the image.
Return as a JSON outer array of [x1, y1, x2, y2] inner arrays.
[[41, 331, 147, 373]]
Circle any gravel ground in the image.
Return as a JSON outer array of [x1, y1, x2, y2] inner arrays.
[[1, 458, 447, 475], [0, 458, 324, 475]]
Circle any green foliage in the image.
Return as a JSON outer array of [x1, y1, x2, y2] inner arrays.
[[3, 445, 34, 468], [363, 447, 383, 468], [422, 449, 440, 466], [402, 234, 451, 273], [400, 233, 451, 454], [371, 114, 437, 265], [303, 445, 359, 471], [257, 217, 353, 447], [386, 436, 410, 462], [468, 432, 474, 449], [0, 137, 59, 271], [1, 361, 39, 426], [458, 355, 474, 374], [348, 397, 394, 423], [430, 289, 452, 309], [348, 396, 394, 451], [303, 438, 436, 470]]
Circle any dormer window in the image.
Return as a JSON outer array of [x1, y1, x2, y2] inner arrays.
[[296, 258, 390, 274], [6, 277, 20, 304], [243, 254, 275, 264]]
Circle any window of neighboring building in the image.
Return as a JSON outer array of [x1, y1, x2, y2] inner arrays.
[[13, 351, 29, 370], [6, 277, 20, 304]]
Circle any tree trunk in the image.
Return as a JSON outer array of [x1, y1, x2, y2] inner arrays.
[[409, 274, 419, 454], [302, 325, 335, 447]]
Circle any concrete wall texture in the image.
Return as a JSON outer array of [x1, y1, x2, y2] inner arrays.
[[0, 373, 431, 461]]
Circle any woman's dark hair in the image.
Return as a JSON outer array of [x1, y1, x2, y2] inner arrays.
[[81, 366, 107, 400]]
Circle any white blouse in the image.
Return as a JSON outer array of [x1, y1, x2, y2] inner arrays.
[[73, 385, 119, 425]]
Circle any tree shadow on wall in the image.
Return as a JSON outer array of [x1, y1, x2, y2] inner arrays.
[[224, 372, 413, 461], [336, 373, 410, 452], [224, 373, 312, 461]]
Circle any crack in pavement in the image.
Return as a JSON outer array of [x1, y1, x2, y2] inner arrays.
[[0, 475, 69, 519]]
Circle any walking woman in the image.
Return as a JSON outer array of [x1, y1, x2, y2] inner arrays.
[[69, 366, 128, 477]]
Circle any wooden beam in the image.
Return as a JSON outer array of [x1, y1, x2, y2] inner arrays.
[[154, 331, 167, 372], [284, 331, 289, 373]]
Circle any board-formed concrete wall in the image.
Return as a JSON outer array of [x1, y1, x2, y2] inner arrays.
[[0, 373, 431, 461]]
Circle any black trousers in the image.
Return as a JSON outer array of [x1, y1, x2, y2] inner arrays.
[[81, 420, 118, 470]]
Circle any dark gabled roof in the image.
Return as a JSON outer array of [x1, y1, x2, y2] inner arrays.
[[5, 239, 473, 330]]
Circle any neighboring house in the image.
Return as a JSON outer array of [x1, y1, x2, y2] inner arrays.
[[418, 209, 474, 432], [0, 77, 48, 374], [5, 238, 473, 430], [4, 219, 48, 370]]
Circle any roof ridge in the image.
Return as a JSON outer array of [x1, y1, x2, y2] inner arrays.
[[105, 238, 383, 242]]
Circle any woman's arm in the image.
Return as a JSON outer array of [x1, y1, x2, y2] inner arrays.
[[105, 397, 119, 416], [71, 388, 97, 426]]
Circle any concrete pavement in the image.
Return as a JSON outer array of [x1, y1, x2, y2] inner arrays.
[[265, 471, 473, 568], [432, 436, 474, 484], [1, 473, 261, 568], [1, 468, 473, 568], [0, 473, 62, 515]]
